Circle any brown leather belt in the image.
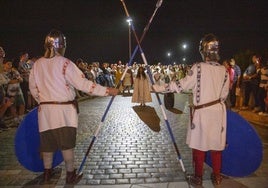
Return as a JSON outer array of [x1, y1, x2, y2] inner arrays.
[[40, 101, 74, 105], [194, 99, 221, 110], [39, 100, 79, 113]]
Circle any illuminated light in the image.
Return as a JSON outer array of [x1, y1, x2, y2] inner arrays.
[[126, 18, 132, 26], [182, 43, 187, 50]]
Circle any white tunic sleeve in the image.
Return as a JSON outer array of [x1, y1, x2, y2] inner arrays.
[[64, 60, 108, 96]]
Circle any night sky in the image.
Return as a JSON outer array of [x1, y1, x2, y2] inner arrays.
[[1, 0, 267, 65]]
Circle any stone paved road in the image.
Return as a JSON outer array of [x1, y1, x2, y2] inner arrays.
[[73, 93, 197, 186], [0, 94, 196, 186], [0, 93, 267, 187]]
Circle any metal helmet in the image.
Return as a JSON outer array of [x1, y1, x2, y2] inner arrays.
[[199, 33, 220, 62], [44, 29, 66, 58]]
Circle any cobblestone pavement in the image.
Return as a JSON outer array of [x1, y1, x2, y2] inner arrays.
[[0, 93, 267, 188]]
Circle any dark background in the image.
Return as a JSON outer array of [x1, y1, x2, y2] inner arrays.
[[1, 0, 267, 65]]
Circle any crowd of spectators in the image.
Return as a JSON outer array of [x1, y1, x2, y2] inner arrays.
[[0, 47, 38, 131], [0, 45, 267, 132], [72, 56, 268, 117]]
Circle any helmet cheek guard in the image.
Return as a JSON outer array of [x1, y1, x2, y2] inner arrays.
[[199, 33, 220, 62], [44, 29, 66, 58]]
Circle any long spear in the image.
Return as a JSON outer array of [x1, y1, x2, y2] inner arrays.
[[120, 0, 189, 184], [77, 0, 164, 175]]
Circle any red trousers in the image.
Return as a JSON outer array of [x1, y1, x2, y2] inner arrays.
[[193, 149, 221, 177]]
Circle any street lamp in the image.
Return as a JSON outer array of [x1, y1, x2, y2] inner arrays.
[[181, 42, 188, 63], [167, 52, 171, 57], [182, 43, 187, 50], [126, 18, 132, 59], [167, 51, 172, 65]]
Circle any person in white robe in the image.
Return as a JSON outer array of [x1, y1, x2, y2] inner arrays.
[[29, 29, 118, 184], [153, 33, 229, 186], [131, 66, 152, 106]]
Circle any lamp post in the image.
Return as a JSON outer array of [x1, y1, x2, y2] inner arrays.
[[181, 43, 188, 64], [167, 51, 172, 65], [182, 43, 187, 50], [126, 18, 132, 59]]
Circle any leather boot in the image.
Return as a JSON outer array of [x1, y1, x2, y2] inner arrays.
[[66, 169, 83, 184], [211, 173, 223, 185], [43, 169, 52, 182], [186, 174, 203, 186]]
